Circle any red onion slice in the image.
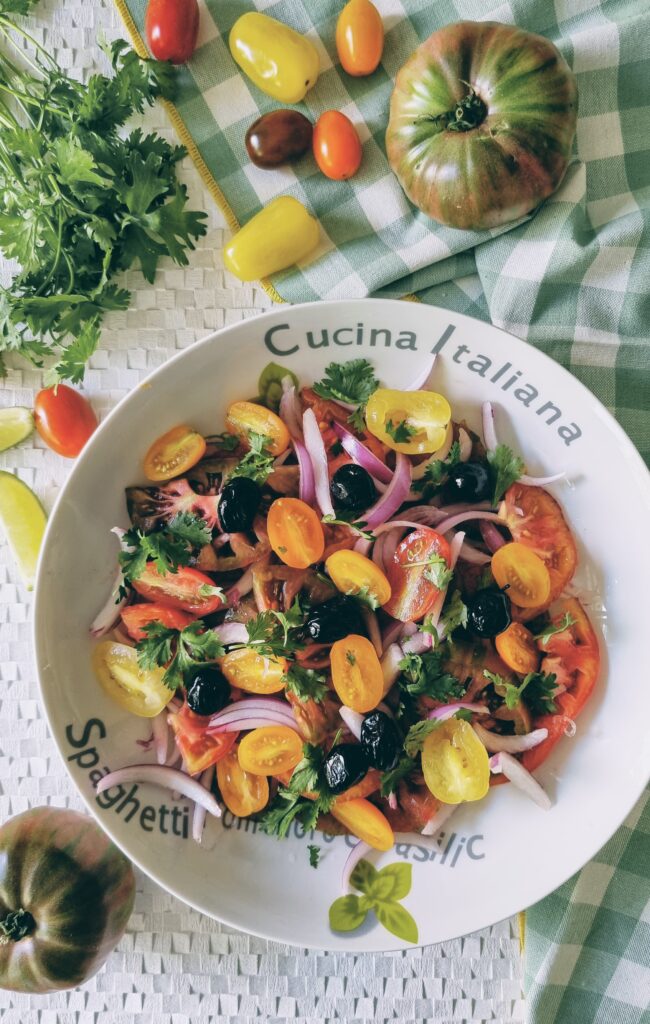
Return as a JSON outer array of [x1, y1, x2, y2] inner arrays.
[[458, 427, 472, 462], [90, 527, 129, 636], [96, 764, 222, 816], [482, 401, 498, 452], [225, 566, 255, 605], [457, 539, 492, 565], [410, 423, 453, 481], [212, 621, 249, 645], [388, 792, 398, 811], [380, 643, 404, 693], [152, 711, 170, 765], [293, 438, 316, 506], [473, 722, 548, 753], [436, 510, 505, 535], [519, 471, 567, 486], [333, 422, 393, 484], [342, 840, 373, 893], [405, 355, 436, 391], [381, 619, 404, 649], [362, 454, 412, 530], [208, 698, 296, 731], [192, 764, 215, 843], [361, 606, 382, 657], [424, 529, 465, 635], [303, 408, 335, 517], [339, 706, 364, 740], [489, 752, 552, 810], [279, 379, 304, 441], [211, 715, 299, 733], [353, 535, 373, 557], [427, 702, 490, 723], [479, 520, 507, 553], [401, 630, 432, 655], [421, 801, 457, 837]]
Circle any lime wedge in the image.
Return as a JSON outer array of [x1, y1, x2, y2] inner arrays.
[[0, 407, 34, 452], [0, 472, 47, 590]]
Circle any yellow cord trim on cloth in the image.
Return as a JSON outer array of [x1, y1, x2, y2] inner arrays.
[[518, 910, 526, 952], [112, 0, 286, 305]]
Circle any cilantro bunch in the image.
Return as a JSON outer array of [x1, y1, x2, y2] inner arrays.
[[0, 3, 207, 382]]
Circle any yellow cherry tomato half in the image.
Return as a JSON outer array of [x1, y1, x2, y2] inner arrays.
[[313, 111, 362, 181], [330, 634, 383, 713], [221, 647, 288, 694], [267, 497, 325, 569], [224, 196, 320, 282], [336, 0, 384, 77], [143, 424, 206, 482], [491, 541, 551, 609], [325, 549, 391, 608], [495, 622, 540, 675], [92, 641, 174, 718], [330, 797, 394, 851], [237, 725, 303, 776], [229, 12, 320, 104], [217, 748, 270, 816], [365, 388, 451, 454], [225, 399, 290, 456], [421, 718, 490, 804]]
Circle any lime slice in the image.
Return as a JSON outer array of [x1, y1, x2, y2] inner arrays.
[[0, 472, 47, 590], [0, 407, 34, 452]]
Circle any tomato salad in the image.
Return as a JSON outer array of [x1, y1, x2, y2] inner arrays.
[[92, 358, 600, 859]]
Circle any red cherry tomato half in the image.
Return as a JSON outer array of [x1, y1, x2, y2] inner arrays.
[[313, 111, 362, 180], [33, 384, 98, 458], [132, 565, 225, 615], [170, 705, 237, 775], [383, 527, 451, 622], [121, 603, 196, 641], [145, 0, 199, 64]]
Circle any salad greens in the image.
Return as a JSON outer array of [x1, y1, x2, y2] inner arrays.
[[137, 619, 225, 690]]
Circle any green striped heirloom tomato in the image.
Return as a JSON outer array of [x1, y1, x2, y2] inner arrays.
[[0, 807, 135, 993], [386, 21, 578, 230]]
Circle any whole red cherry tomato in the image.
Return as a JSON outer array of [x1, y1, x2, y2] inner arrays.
[[34, 385, 98, 458], [145, 0, 199, 65], [313, 111, 362, 180]]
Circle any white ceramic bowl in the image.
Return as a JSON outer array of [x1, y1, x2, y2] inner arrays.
[[34, 299, 650, 950]]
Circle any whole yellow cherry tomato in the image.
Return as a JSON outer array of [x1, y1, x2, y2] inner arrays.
[[421, 718, 490, 803], [336, 0, 384, 77], [225, 399, 290, 456], [365, 388, 451, 454], [267, 497, 325, 569], [224, 197, 320, 282], [330, 798, 394, 851], [229, 12, 320, 104], [491, 542, 551, 609], [237, 725, 303, 775], [325, 549, 391, 607], [217, 748, 269, 817], [330, 634, 383, 713], [221, 648, 287, 694]]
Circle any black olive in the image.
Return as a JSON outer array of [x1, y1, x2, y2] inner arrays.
[[360, 711, 401, 771], [467, 588, 511, 638], [323, 743, 369, 794], [218, 477, 261, 532], [330, 464, 377, 512], [185, 666, 231, 716], [444, 462, 491, 503], [304, 596, 365, 644]]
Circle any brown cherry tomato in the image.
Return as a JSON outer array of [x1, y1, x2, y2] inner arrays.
[[336, 0, 384, 77], [145, 0, 199, 64], [313, 111, 362, 180], [245, 110, 313, 169], [34, 384, 98, 458]]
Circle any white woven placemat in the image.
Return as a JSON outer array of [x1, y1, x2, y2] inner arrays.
[[0, 1, 525, 1019]]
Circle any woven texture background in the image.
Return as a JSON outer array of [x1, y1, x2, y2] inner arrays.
[[0, 0, 525, 1021]]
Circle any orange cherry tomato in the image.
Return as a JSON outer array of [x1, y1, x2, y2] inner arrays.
[[495, 622, 540, 675], [33, 384, 98, 458], [143, 424, 206, 481], [132, 565, 225, 615], [220, 647, 287, 694], [313, 111, 362, 180], [169, 707, 238, 775], [383, 527, 451, 622], [237, 725, 303, 776], [492, 542, 551, 609], [336, 0, 384, 77], [267, 497, 325, 569], [325, 549, 391, 608], [145, 0, 199, 64], [216, 748, 269, 816], [121, 603, 196, 641], [225, 400, 289, 456], [330, 634, 383, 713], [330, 797, 394, 851]]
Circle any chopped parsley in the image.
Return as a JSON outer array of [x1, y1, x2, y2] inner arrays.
[[283, 664, 328, 704], [404, 552, 453, 590], [399, 649, 466, 703], [403, 719, 440, 758], [438, 590, 468, 637], [239, 600, 306, 658], [261, 743, 335, 838], [312, 358, 379, 433], [534, 612, 576, 646], [308, 844, 321, 868], [350, 585, 380, 610], [346, 650, 357, 666], [385, 418, 417, 444], [229, 431, 275, 485], [484, 669, 558, 716], [380, 755, 416, 796], [118, 512, 212, 593], [322, 514, 374, 541], [487, 443, 525, 504], [411, 440, 462, 495], [136, 619, 225, 690]]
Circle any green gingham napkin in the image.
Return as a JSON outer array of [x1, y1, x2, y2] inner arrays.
[[116, 0, 650, 1017]]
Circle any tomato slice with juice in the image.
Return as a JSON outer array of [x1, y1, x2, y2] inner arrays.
[[383, 527, 451, 622], [121, 603, 196, 641], [132, 565, 225, 615], [170, 705, 238, 775]]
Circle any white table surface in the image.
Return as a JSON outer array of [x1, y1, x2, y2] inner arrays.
[[0, 1, 525, 1019]]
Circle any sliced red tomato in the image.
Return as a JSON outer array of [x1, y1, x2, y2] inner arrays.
[[383, 527, 451, 622], [285, 690, 341, 745], [301, 388, 388, 464], [132, 565, 225, 615], [121, 603, 196, 641], [169, 705, 238, 775], [501, 484, 577, 620], [521, 597, 600, 773]]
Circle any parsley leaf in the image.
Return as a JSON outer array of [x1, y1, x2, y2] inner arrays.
[[118, 513, 212, 590], [399, 650, 466, 703], [313, 359, 379, 407], [385, 418, 417, 444], [136, 620, 225, 690], [404, 720, 440, 758], [284, 664, 328, 704], [483, 669, 558, 716], [308, 844, 320, 868], [322, 514, 374, 541], [380, 755, 416, 796], [260, 789, 328, 838], [534, 612, 576, 646], [411, 440, 462, 495], [229, 431, 275, 485], [415, 553, 454, 590], [351, 585, 380, 611], [438, 590, 469, 637], [487, 444, 525, 504], [240, 601, 305, 658], [206, 431, 240, 452]]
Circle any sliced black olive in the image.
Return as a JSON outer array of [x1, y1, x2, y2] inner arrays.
[[467, 588, 511, 638], [304, 596, 365, 644], [360, 711, 401, 771], [330, 464, 377, 512], [444, 462, 491, 503], [185, 666, 230, 716], [218, 477, 261, 532], [323, 743, 369, 794]]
